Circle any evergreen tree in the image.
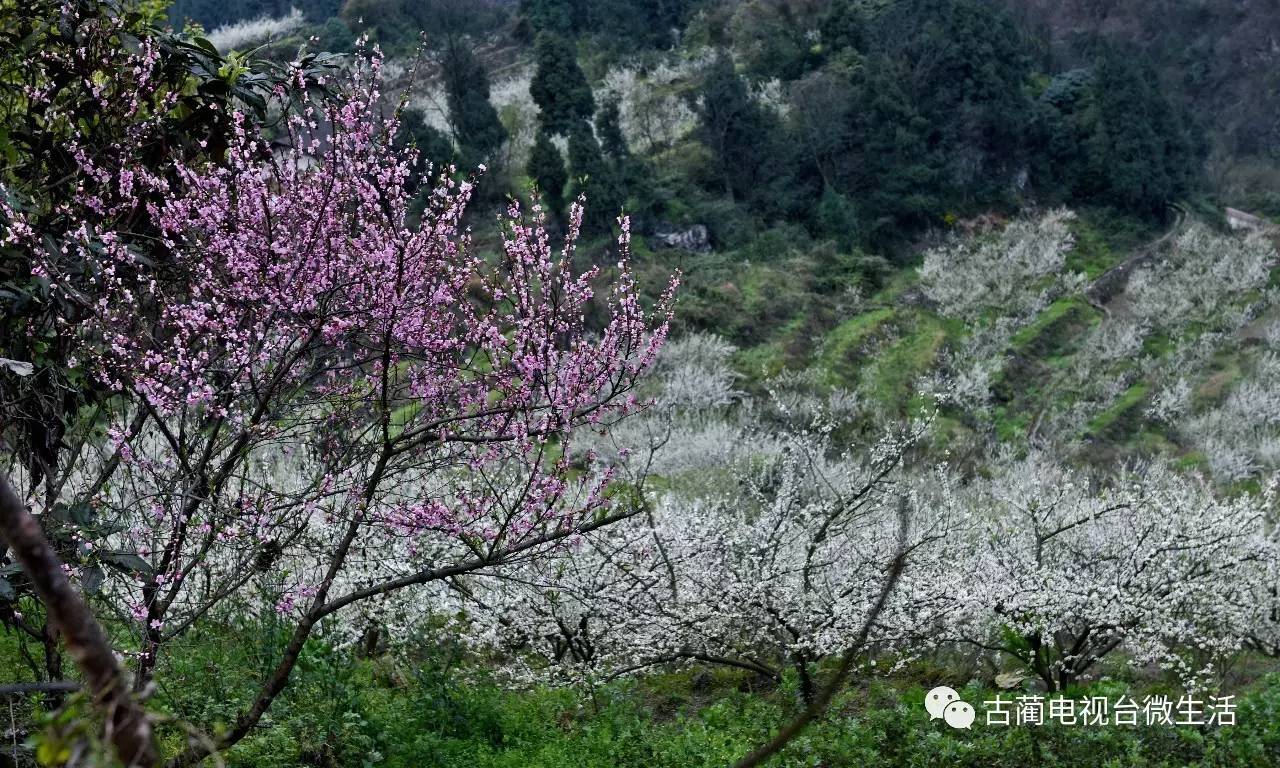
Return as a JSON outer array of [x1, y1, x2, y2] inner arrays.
[[1030, 48, 1198, 216], [587, 0, 690, 51], [594, 95, 662, 223], [1086, 47, 1194, 214], [820, 0, 866, 55], [521, 0, 689, 50], [527, 128, 568, 215], [567, 120, 622, 234], [441, 39, 508, 172], [1028, 68, 1094, 203], [396, 108, 456, 181], [520, 0, 581, 37], [690, 54, 807, 218], [848, 55, 943, 242], [814, 184, 859, 250], [595, 96, 630, 162], [884, 0, 1034, 203], [691, 55, 772, 201], [529, 33, 595, 136], [316, 16, 356, 52]]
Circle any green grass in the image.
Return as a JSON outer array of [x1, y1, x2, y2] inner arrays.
[[1063, 215, 1120, 279], [1085, 382, 1150, 439], [1008, 296, 1101, 354], [206, 658, 1280, 768], [993, 405, 1033, 443], [733, 342, 789, 382], [1064, 208, 1163, 279], [861, 314, 949, 411], [1191, 356, 1245, 412], [818, 308, 895, 385], [14, 617, 1280, 768], [867, 266, 920, 305], [986, 297, 1102, 434]]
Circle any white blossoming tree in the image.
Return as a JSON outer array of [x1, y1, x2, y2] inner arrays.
[[954, 451, 1278, 691]]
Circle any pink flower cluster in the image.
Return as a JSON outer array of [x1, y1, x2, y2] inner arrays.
[[26, 50, 677, 553]]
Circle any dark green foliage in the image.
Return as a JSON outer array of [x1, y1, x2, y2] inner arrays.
[[595, 96, 630, 163], [527, 128, 568, 215], [567, 121, 624, 234], [567, 121, 607, 186], [521, 0, 692, 50], [819, 0, 865, 55], [167, 0, 336, 30], [173, 0, 1216, 249], [529, 33, 595, 136], [889, 0, 1034, 198], [519, 0, 583, 37], [814, 0, 1033, 240], [1030, 68, 1095, 200], [593, 95, 661, 222], [584, 0, 693, 52], [1085, 48, 1197, 214], [700, 0, 1043, 245], [846, 54, 945, 242], [689, 55, 809, 219], [339, 0, 509, 55], [1010, 0, 1276, 200], [440, 41, 508, 172], [729, 0, 818, 81], [396, 108, 456, 180], [814, 185, 859, 250], [689, 55, 755, 199], [122, 622, 1280, 768], [409, 0, 508, 41], [315, 16, 356, 51], [1030, 47, 1199, 216], [695, 0, 1199, 245]]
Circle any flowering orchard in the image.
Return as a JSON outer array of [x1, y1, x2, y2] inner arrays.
[[455, 418, 958, 699], [431, 335, 1280, 703], [951, 452, 1278, 692]]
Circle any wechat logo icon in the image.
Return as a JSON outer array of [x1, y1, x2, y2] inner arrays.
[[926, 686, 975, 730]]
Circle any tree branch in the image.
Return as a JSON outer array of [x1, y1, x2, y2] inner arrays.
[[733, 496, 910, 768], [0, 472, 158, 767]]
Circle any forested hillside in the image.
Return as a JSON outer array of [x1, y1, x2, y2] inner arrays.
[[171, 0, 1217, 242], [1004, 0, 1280, 211], [2, 1, 1279, 767]]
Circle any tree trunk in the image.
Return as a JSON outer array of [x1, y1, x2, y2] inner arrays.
[[0, 472, 158, 767]]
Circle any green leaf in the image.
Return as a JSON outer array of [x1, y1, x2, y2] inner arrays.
[[51, 501, 95, 526], [36, 738, 71, 766], [0, 576, 14, 601], [100, 550, 153, 575], [80, 564, 105, 594], [188, 35, 221, 57]]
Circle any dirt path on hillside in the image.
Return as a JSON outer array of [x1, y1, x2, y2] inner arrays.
[[1083, 207, 1186, 319], [1026, 209, 1186, 441]]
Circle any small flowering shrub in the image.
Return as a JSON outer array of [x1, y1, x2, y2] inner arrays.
[[919, 209, 1080, 321], [205, 7, 306, 52]]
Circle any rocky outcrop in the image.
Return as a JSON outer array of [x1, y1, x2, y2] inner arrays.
[[652, 224, 711, 253]]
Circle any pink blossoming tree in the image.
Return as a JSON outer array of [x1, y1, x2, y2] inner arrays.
[[3, 47, 676, 765]]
